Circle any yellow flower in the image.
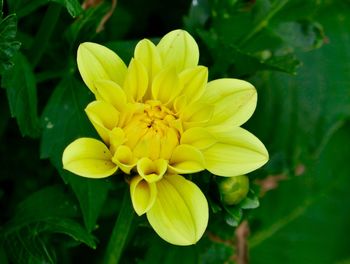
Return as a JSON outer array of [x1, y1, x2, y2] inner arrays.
[[62, 29, 268, 246]]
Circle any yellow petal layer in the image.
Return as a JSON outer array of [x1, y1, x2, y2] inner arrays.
[[179, 66, 208, 104], [94, 80, 127, 112], [157, 29, 199, 72], [182, 101, 213, 128], [77, 42, 127, 93], [85, 101, 119, 144], [62, 138, 117, 178], [181, 127, 217, 150], [151, 67, 182, 105], [147, 174, 209, 246], [123, 58, 148, 102], [203, 126, 269, 176], [134, 39, 162, 89], [203, 78, 257, 127], [137, 158, 167, 183], [130, 175, 157, 216], [112, 145, 136, 174], [168, 144, 205, 174]]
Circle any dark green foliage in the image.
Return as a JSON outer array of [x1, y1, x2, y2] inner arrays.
[[0, 0, 349, 263]]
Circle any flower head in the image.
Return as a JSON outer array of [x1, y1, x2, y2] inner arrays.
[[62, 29, 268, 246]]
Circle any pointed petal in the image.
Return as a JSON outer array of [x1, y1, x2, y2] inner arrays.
[[147, 174, 209, 246], [77, 42, 127, 93], [123, 58, 149, 102], [109, 127, 126, 154], [134, 39, 162, 85], [203, 126, 269, 176], [202, 78, 257, 127], [179, 66, 208, 104], [112, 145, 137, 174], [168, 144, 205, 174], [181, 127, 217, 150], [151, 67, 182, 105], [94, 80, 127, 112], [62, 138, 117, 178], [157, 29, 199, 72], [182, 101, 213, 129], [85, 101, 119, 144], [130, 175, 157, 216], [137, 158, 167, 183], [159, 128, 179, 160]]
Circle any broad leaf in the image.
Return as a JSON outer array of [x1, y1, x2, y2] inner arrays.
[[40, 76, 111, 231], [1, 53, 40, 137]]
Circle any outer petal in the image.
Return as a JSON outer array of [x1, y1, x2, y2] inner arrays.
[[147, 174, 209, 246], [202, 126, 269, 176], [85, 101, 119, 144], [94, 80, 127, 112], [202, 79, 257, 127], [157, 29, 199, 72], [77, 42, 127, 93], [123, 58, 149, 102], [130, 175, 157, 216], [134, 39, 162, 87], [168, 144, 205, 174], [62, 138, 117, 178]]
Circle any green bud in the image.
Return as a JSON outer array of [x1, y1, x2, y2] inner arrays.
[[218, 175, 249, 205]]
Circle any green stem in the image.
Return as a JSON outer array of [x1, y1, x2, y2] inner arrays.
[[104, 189, 134, 264], [29, 3, 62, 68], [237, 0, 289, 46]]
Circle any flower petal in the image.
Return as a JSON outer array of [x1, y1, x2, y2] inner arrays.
[[181, 127, 217, 150], [134, 39, 162, 86], [203, 126, 269, 176], [179, 66, 208, 104], [147, 174, 209, 246], [85, 101, 119, 144], [94, 80, 127, 112], [151, 67, 182, 105], [202, 78, 257, 127], [130, 175, 157, 216], [77, 42, 127, 93], [112, 145, 137, 174], [62, 138, 117, 178], [157, 29, 199, 72], [123, 58, 149, 102], [137, 157, 168, 183], [181, 101, 213, 129], [168, 144, 205, 174]]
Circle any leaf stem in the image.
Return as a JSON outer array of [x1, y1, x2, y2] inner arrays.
[[29, 3, 62, 68], [104, 188, 134, 264]]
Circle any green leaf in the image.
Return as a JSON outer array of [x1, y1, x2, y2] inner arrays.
[[1, 53, 40, 137], [247, 2, 350, 263], [0, 13, 21, 73], [11, 0, 82, 18], [0, 185, 96, 264], [40, 76, 111, 232], [240, 191, 260, 210], [223, 205, 242, 227], [51, 0, 82, 17], [183, 0, 210, 32]]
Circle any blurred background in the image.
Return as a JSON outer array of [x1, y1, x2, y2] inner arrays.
[[0, 0, 349, 263]]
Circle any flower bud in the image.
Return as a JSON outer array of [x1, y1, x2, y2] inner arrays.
[[218, 175, 249, 205]]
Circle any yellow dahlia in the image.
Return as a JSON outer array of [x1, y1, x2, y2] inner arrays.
[[62, 29, 268, 246]]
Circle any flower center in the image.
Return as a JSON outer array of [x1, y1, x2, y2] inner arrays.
[[122, 100, 181, 160]]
